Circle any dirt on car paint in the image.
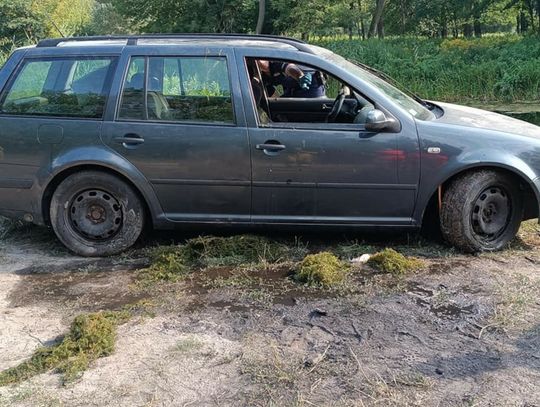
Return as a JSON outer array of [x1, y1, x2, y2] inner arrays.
[[0, 224, 539, 406]]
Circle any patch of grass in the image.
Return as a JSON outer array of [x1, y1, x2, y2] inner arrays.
[[368, 248, 424, 275], [315, 35, 540, 103], [0, 311, 130, 386], [182, 235, 305, 267], [483, 274, 539, 334], [203, 272, 259, 289], [294, 252, 348, 287], [136, 245, 191, 285], [172, 337, 205, 354], [0, 217, 28, 240], [137, 235, 307, 285], [331, 241, 374, 260]]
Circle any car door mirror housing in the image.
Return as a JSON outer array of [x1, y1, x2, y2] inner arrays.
[[364, 109, 392, 132]]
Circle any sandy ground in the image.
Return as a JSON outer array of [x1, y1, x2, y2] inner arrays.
[[0, 225, 539, 407]]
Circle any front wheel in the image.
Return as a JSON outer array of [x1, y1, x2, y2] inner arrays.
[[50, 171, 145, 257], [440, 170, 524, 252]]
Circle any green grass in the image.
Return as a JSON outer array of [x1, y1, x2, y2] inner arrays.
[[137, 234, 307, 285], [0, 311, 130, 386], [314, 35, 540, 103]]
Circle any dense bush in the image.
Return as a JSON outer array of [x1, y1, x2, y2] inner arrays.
[[314, 35, 540, 103]]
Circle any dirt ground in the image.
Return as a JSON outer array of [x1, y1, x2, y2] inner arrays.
[[0, 223, 539, 407]]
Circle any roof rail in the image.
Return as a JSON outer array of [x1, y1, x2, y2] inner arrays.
[[36, 33, 315, 54]]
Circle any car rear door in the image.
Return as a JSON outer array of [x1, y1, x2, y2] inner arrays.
[[0, 50, 118, 218], [102, 46, 251, 223]]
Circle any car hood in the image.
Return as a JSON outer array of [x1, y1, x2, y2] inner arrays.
[[433, 102, 540, 139]]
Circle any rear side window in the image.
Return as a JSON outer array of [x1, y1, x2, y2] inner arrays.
[[118, 56, 234, 124], [0, 57, 116, 119]]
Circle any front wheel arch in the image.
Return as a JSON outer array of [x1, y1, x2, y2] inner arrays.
[[420, 166, 539, 231]]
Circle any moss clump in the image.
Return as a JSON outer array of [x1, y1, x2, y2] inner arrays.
[[137, 235, 307, 285], [136, 245, 191, 285], [295, 252, 347, 287], [0, 311, 130, 386], [367, 248, 423, 275]]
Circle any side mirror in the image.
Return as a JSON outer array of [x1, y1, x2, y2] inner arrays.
[[365, 109, 391, 132]]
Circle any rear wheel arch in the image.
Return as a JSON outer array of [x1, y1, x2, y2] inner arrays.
[[42, 164, 153, 230]]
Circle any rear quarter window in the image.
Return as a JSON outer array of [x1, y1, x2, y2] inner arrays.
[[0, 57, 117, 119]]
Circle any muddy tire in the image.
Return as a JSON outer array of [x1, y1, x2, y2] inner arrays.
[[440, 170, 523, 253], [50, 171, 144, 257]]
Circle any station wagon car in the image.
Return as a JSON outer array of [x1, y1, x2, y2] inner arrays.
[[0, 34, 539, 256]]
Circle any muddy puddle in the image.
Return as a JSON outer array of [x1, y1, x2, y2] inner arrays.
[[8, 260, 149, 312], [408, 281, 476, 319], [183, 265, 339, 312]]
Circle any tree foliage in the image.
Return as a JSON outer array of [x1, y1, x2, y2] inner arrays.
[[0, 0, 539, 47]]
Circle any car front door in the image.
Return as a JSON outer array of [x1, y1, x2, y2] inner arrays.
[[102, 48, 251, 223], [238, 53, 419, 226]]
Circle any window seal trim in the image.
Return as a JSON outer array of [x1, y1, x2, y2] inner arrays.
[[115, 117, 236, 127]]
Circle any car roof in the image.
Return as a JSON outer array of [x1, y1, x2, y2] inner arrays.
[[31, 34, 317, 54]]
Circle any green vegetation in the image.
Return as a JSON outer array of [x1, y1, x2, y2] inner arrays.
[[294, 252, 348, 287], [316, 35, 540, 102], [483, 274, 539, 334], [137, 235, 307, 285], [367, 248, 424, 275], [0, 311, 130, 386], [172, 337, 205, 354]]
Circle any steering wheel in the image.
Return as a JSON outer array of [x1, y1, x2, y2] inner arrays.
[[327, 86, 350, 122]]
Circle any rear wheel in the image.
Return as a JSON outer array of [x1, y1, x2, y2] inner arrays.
[[50, 171, 144, 256], [440, 170, 524, 252]]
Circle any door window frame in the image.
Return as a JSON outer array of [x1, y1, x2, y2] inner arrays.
[[241, 54, 401, 133], [115, 54, 237, 127]]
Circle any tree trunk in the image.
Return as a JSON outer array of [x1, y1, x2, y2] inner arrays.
[[400, 0, 407, 34], [357, 0, 366, 40], [527, 1, 536, 32], [473, 18, 482, 37], [348, 2, 354, 39], [521, 11, 529, 33], [368, 0, 386, 38], [377, 17, 385, 39], [255, 0, 265, 34], [463, 23, 473, 37]]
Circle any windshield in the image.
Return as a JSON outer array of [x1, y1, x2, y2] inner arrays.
[[313, 46, 434, 121]]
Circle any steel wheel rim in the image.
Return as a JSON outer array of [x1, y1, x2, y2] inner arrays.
[[470, 185, 511, 242], [68, 189, 123, 241]]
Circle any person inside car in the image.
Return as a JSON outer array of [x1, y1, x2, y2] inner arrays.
[[256, 60, 326, 98]]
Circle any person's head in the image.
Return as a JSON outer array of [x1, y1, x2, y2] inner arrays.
[[256, 59, 270, 74]]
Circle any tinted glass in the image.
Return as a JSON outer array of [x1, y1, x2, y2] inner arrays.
[[118, 57, 145, 120], [118, 56, 234, 124], [1, 57, 115, 118]]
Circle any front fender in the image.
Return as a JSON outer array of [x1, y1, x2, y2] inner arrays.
[[414, 148, 540, 224], [38, 146, 166, 227]]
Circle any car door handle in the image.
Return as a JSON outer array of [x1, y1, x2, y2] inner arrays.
[[114, 134, 145, 147], [256, 143, 286, 151], [322, 103, 333, 110]]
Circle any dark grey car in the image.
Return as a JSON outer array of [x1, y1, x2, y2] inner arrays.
[[0, 34, 538, 256]]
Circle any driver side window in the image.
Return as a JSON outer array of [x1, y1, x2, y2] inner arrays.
[[246, 58, 374, 127]]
